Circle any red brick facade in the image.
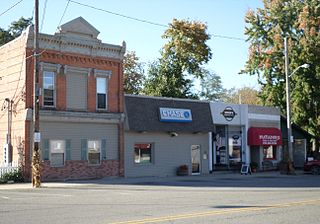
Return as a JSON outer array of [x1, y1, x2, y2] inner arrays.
[[20, 18, 125, 181], [41, 160, 119, 180]]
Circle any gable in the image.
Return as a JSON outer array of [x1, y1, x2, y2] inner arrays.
[[58, 17, 100, 38]]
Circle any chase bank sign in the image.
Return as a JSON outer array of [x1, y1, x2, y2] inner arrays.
[[159, 107, 192, 122]]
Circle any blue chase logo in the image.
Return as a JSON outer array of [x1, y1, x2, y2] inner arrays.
[[159, 107, 192, 122]]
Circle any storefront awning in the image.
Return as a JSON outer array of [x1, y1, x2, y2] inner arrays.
[[248, 127, 282, 146]]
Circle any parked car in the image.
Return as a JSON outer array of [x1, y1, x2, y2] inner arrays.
[[304, 160, 320, 175]]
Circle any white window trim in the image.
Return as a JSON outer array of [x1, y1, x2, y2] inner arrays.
[[49, 140, 65, 167], [88, 140, 102, 165], [96, 77, 109, 110], [43, 71, 56, 108]]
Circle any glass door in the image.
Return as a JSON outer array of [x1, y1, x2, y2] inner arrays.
[[191, 145, 201, 175]]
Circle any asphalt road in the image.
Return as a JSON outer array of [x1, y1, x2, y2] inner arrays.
[[1, 173, 320, 224]]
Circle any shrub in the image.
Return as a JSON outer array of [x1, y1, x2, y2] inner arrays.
[[0, 168, 24, 183]]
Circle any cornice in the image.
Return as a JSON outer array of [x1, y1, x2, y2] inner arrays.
[[26, 28, 125, 60]]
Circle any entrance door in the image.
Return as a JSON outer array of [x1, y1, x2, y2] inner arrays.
[[191, 145, 201, 175]]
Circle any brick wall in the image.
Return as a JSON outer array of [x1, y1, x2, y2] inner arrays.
[[41, 160, 119, 180], [0, 33, 29, 167], [37, 50, 122, 113]]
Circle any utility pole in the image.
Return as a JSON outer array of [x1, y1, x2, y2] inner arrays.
[[5, 98, 13, 165], [32, 0, 41, 187], [284, 37, 295, 175]]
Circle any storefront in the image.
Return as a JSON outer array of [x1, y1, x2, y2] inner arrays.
[[124, 95, 214, 177], [210, 102, 247, 171], [210, 103, 282, 172], [247, 105, 282, 170]]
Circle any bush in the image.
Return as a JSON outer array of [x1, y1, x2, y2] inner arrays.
[[0, 168, 24, 183]]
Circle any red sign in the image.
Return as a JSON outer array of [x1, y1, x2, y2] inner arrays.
[[248, 127, 282, 146]]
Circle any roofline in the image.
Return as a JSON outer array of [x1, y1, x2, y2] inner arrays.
[[124, 94, 211, 104], [280, 115, 315, 138]]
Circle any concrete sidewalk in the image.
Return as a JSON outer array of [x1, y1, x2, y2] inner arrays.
[[0, 170, 307, 190]]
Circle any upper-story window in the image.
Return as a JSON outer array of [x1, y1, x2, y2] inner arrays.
[[96, 77, 108, 109], [43, 71, 55, 107]]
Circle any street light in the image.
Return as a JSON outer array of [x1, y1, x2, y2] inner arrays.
[[284, 37, 309, 174], [289, 64, 310, 77]]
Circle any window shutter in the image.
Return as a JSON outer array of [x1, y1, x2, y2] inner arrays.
[[42, 139, 49, 160], [66, 139, 71, 160], [101, 139, 107, 160], [81, 139, 88, 161]]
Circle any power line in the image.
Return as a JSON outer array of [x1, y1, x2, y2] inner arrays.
[[69, 0, 168, 28], [69, 0, 245, 42], [0, 0, 24, 17], [40, 0, 48, 32], [58, 0, 71, 29]]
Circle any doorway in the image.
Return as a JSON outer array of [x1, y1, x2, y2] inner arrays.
[[191, 145, 201, 175]]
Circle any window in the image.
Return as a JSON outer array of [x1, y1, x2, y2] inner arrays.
[[43, 71, 55, 106], [134, 143, 152, 164], [50, 140, 65, 166], [88, 140, 101, 165], [263, 145, 276, 160], [96, 77, 107, 109]]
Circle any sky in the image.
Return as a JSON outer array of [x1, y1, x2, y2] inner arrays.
[[0, 0, 264, 90]]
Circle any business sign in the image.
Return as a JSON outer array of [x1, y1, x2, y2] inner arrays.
[[248, 127, 282, 146], [259, 134, 281, 145], [221, 106, 237, 121], [159, 107, 192, 122]]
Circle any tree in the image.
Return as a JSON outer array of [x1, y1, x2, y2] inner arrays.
[[224, 86, 261, 105], [143, 19, 212, 98], [242, 0, 320, 141], [0, 17, 32, 46], [200, 70, 227, 101], [123, 51, 144, 94]]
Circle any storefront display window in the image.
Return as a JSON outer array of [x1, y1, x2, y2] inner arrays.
[[263, 145, 276, 160], [228, 134, 241, 164], [215, 126, 227, 165], [134, 143, 152, 164]]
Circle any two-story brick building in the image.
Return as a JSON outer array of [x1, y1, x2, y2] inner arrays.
[[0, 17, 125, 180]]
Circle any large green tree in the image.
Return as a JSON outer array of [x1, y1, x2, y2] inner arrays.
[[143, 19, 212, 98], [0, 17, 32, 46], [200, 70, 227, 101], [123, 51, 145, 95], [242, 0, 320, 140]]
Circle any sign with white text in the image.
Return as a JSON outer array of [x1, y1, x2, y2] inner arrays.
[[159, 107, 192, 122]]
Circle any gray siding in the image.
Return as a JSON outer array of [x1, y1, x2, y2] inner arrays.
[[67, 73, 87, 110], [124, 132, 210, 177], [248, 105, 280, 115], [249, 120, 279, 128], [40, 122, 118, 160]]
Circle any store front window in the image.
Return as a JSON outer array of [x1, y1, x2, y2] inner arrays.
[[228, 134, 242, 164], [134, 143, 152, 164], [263, 145, 276, 160], [214, 125, 243, 167], [215, 126, 227, 165]]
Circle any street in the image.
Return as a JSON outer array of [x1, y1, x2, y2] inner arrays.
[[1, 172, 320, 224]]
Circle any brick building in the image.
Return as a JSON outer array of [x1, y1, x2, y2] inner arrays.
[[0, 17, 126, 180]]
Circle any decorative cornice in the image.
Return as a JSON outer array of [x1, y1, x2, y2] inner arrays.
[[26, 27, 125, 60], [41, 51, 119, 67]]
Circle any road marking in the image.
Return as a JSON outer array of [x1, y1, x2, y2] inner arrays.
[[109, 199, 320, 224], [1, 196, 10, 199]]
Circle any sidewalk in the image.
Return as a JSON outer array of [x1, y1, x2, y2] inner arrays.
[[0, 170, 306, 190]]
